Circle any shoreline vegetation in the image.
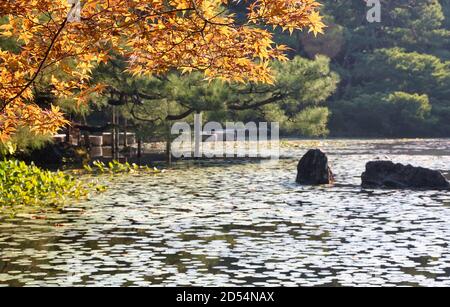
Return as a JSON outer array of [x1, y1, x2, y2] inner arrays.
[[0, 159, 91, 215], [1, 138, 449, 216], [0, 158, 163, 216]]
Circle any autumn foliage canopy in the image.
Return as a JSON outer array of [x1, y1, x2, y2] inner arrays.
[[0, 0, 324, 142]]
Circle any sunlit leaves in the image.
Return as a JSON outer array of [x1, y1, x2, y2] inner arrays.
[[0, 0, 324, 141], [248, 0, 325, 35], [0, 101, 68, 143]]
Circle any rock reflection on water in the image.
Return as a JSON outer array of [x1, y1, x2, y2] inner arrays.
[[1, 139, 450, 287]]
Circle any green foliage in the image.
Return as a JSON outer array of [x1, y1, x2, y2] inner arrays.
[[0, 160, 89, 211], [328, 45, 449, 136], [291, 0, 450, 137], [69, 0, 450, 139], [274, 55, 339, 108], [84, 160, 162, 175], [352, 48, 450, 97], [256, 56, 337, 136], [289, 107, 330, 137], [259, 104, 290, 130], [387, 92, 432, 120], [0, 17, 20, 53], [89, 55, 339, 138], [330, 92, 433, 137], [0, 142, 17, 157], [0, 127, 52, 158]]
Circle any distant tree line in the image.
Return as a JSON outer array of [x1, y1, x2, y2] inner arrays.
[[277, 0, 450, 137]]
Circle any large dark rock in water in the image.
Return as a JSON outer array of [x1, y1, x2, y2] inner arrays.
[[296, 149, 334, 185], [362, 161, 450, 190]]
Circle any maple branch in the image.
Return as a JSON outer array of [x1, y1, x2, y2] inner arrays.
[[190, 0, 234, 27], [0, 17, 69, 113]]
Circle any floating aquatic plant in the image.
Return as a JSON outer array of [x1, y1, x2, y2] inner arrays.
[[84, 160, 162, 175], [0, 159, 90, 211]]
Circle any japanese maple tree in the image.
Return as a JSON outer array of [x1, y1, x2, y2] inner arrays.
[[0, 0, 324, 142]]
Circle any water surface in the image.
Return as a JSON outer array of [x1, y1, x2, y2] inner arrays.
[[1, 139, 449, 287]]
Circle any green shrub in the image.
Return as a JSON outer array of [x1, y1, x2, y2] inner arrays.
[[0, 127, 52, 158], [289, 107, 330, 137], [0, 159, 89, 211]]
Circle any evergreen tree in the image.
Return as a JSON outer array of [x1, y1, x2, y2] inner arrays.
[[289, 0, 450, 137]]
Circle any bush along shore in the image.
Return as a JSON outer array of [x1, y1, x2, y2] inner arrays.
[[0, 159, 163, 215], [0, 159, 91, 214]]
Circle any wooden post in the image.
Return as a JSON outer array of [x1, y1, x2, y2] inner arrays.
[[111, 106, 116, 159], [65, 115, 71, 143], [66, 126, 71, 143], [137, 137, 142, 159], [124, 118, 128, 148], [166, 137, 172, 165], [83, 117, 90, 149], [194, 112, 202, 158], [115, 112, 120, 160], [166, 123, 172, 165]]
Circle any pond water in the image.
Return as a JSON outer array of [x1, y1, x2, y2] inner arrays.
[[1, 139, 450, 287]]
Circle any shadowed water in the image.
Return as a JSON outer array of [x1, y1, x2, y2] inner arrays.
[[1, 139, 449, 287]]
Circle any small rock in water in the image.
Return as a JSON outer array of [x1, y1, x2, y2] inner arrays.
[[361, 160, 450, 190], [296, 149, 334, 185], [374, 155, 390, 160]]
